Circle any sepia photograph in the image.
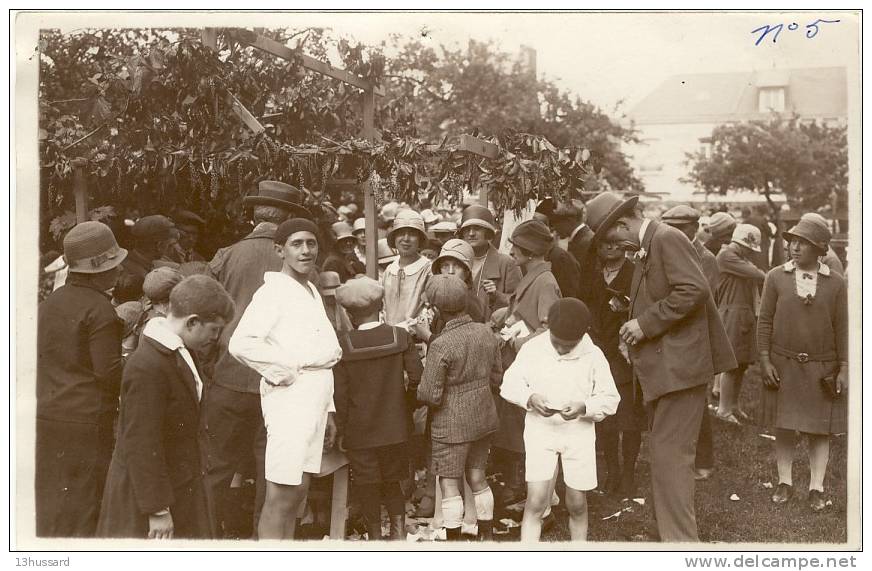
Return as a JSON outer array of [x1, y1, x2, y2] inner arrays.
[[10, 6, 862, 558]]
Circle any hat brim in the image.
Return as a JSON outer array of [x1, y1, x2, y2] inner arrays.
[[459, 219, 497, 234], [432, 253, 472, 275], [243, 196, 312, 218], [387, 226, 428, 249], [782, 230, 827, 253], [67, 247, 128, 274], [592, 196, 640, 244], [378, 255, 399, 265], [732, 239, 762, 253]]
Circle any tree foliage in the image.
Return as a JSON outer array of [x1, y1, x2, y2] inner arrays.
[[38, 27, 640, 254], [683, 116, 848, 213]]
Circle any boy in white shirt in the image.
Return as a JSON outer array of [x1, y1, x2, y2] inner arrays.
[[501, 298, 620, 541]]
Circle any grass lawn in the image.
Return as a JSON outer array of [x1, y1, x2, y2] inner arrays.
[[541, 364, 849, 543]]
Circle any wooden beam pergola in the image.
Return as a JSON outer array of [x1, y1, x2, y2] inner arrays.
[[202, 28, 500, 278]]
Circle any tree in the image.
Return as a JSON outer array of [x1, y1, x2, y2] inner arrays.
[[683, 116, 848, 213], [380, 37, 643, 194]]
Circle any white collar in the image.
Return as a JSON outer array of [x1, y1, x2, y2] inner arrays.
[[143, 317, 185, 351], [385, 255, 430, 276], [638, 218, 652, 246], [783, 260, 830, 277], [569, 223, 588, 242], [264, 271, 318, 293], [540, 332, 596, 361], [357, 321, 381, 331]]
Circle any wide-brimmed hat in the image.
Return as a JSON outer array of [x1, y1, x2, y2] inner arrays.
[[380, 201, 400, 222], [432, 238, 474, 275], [387, 209, 427, 248], [242, 180, 311, 218], [331, 221, 357, 245], [377, 238, 399, 265], [63, 221, 128, 274], [783, 218, 831, 253], [458, 205, 497, 234], [420, 208, 440, 225], [509, 220, 553, 256], [731, 224, 762, 253], [585, 192, 640, 243], [661, 205, 701, 226]]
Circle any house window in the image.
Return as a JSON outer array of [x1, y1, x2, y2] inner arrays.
[[758, 87, 785, 112]]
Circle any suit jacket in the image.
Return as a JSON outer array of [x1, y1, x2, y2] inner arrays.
[[568, 224, 596, 303], [97, 337, 211, 538], [628, 221, 736, 402], [208, 223, 282, 394], [473, 244, 522, 320], [545, 242, 580, 299], [417, 316, 502, 443]]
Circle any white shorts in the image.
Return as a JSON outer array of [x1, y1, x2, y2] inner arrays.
[[260, 373, 331, 486], [523, 418, 597, 491]]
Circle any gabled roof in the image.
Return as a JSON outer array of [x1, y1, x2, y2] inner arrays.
[[629, 67, 847, 125]]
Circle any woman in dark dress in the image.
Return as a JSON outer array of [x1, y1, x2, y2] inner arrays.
[[589, 239, 646, 497]]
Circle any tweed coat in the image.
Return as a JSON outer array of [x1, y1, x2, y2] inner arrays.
[[629, 221, 737, 403], [97, 333, 211, 539], [417, 315, 502, 444], [693, 239, 720, 294]]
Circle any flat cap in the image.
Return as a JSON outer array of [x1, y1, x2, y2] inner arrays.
[[661, 205, 701, 226], [335, 276, 385, 310], [142, 266, 184, 302], [132, 215, 177, 243], [707, 212, 737, 239], [425, 274, 468, 313]]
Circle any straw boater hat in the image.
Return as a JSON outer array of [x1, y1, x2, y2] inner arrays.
[[242, 180, 311, 218], [783, 217, 831, 254], [387, 209, 428, 248], [63, 221, 128, 274], [584, 191, 640, 243]]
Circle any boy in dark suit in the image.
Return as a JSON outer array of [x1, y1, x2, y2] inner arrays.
[[97, 275, 235, 539], [333, 277, 424, 540]]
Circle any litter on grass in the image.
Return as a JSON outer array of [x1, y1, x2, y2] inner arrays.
[[730, 494, 741, 501], [633, 498, 645, 506], [762, 482, 774, 489], [759, 433, 776, 441]]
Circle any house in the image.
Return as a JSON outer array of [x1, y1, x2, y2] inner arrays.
[[624, 67, 847, 203]]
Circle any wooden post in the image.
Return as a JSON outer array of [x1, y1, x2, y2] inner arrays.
[[361, 88, 378, 279], [71, 157, 89, 223]]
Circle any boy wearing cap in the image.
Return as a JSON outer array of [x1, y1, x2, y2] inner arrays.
[[704, 212, 738, 257], [458, 204, 521, 320], [417, 275, 503, 541], [332, 277, 424, 540], [36, 221, 127, 537], [97, 276, 235, 539], [501, 298, 619, 541], [382, 209, 432, 328], [715, 225, 767, 424], [324, 221, 366, 283]]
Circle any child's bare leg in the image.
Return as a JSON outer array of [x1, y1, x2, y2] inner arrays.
[[520, 480, 551, 542], [564, 487, 588, 541], [258, 475, 310, 540]]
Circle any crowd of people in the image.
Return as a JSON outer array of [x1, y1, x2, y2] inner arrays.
[[35, 180, 849, 543]]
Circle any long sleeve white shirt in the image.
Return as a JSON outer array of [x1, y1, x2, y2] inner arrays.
[[229, 272, 342, 398], [501, 333, 620, 426]]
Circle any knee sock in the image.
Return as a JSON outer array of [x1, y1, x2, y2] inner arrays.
[[381, 482, 405, 517], [808, 435, 831, 492], [473, 486, 494, 521], [441, 495, 464, 530], [775, 429, 797, 486]]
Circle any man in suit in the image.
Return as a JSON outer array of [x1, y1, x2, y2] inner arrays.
[[532, 212, 580, 299], [586, 192, 736, 542], [550, 200, 596, 303]]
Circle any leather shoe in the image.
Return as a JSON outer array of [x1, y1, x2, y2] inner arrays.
[[808, 489, 826, 512], [716, 412, 742, 426], [772, 482, 792, 504]]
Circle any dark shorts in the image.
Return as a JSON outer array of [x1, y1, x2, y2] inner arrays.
[[346, 443, 410, 485], [431, 435, 492, 479]]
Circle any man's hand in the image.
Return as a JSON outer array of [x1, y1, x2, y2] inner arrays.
[[619, 319, 645, 346], [760, 357, 781, 389], [148, 511, 174, 540], [481, 279, 497, 295], [324, 413, 337, 451], [528, 394, 557, 417], [836, 367, 848, 396], [560, 401, 586, 421]]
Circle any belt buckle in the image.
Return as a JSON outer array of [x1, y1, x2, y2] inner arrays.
[[796, 352, 809, 363]]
